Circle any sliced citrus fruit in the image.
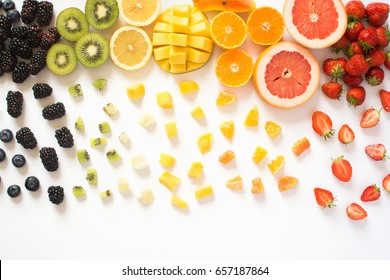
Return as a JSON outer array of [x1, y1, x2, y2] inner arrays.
[[253, 42, 320, 109], [247, 7, 284, 45], [215, 49, 253, 87], [220, 120, 235, 140], [216, 90, 237, 106], [251, 177, 264, 194], [226, 175, 243, 190], [110, 26, 152, 71], [268, 155, 285, 175], [219, 150, 236, 164], [210, 12, 247, 49], [193, 0, 256, 12], [244, 105, 259, 127], [119, 0, 160, 26], [278, 176, 298, 192], [265, 121, 282, 139], [283, 0, 347, 49]]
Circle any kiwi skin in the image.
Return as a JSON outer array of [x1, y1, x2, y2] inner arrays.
[[75, 32, 109, 68], [57, 7, 90, 42], [85, 0, 119, 30], [46, 43, 78, 76]]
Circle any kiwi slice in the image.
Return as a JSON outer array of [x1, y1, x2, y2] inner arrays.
[[75, 32, 109, 68], [73, 186, 86, 197], [90, 137, 107, 147], [98, 121, 111, 133], [92, 78, 107, 91], [77, 149, 90, 163], [86, 168, 98, 185], [68, 84, 83, 96], [75, 116, 85, 131], [106, 149, 121, 163], [85, 0, 119, 30], [46, 43, 78, 76], [56, 8, 90, 42]]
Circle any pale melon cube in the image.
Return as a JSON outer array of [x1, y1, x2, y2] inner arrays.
[[165, 122, 178, 139], [118, 132, 130, 144], [159, 153, 176, 168], [169, 46, 187, 65], [126, 83, 145, 100], [195, 186, 213, 200], [187, 161, 203, 179], [191, 106, 205, 120], [137, 188, 154, 205], [154, 22, 173, 33], [139, 113, 156, 128], [159, 171, 180, 191], [171, 33, 187, 47], [188, 36, 213, 53], [157, 91, 174, 109], [153, 46, 171, 61], [179, 80, 199, 94], [118, 177, 131, 192], [188, 48, 210, 63], [130, 155, 148, 170], [153, 33, 171, 46], [170, 195, 188, 209]]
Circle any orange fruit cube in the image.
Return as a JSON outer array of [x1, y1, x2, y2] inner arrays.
[[226, 175, 243, 190], [252, 146, 268, 164], [278, 176, 298, 192], [292, 137, 311, 156], [265, 121, 282, 139], [219, 150, 235, 164], [251, 177, 264, 194], [268, 155, 285, 174]]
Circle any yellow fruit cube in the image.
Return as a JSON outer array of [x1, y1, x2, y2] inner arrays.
[[189, 22, 209, 37], [178, 80, 199, 94], [219, 150, 235, 164], [251, 177, 264, 194], [252, 146, 268, 164], [170, 195, 188, 209], [159, 171, 180, 191], [216, 90, 237, 106], [265, 121, 282, 139], [165, 122, 178, 139], [137, 188, 154, 205], [197, 133, 213, 154], [172, 4, 191, 17], [220, 120, 234, 140], [170, 63, 187, 74], [153, 45, 171, 61], [188, 48, 210, 63], [187, 161, 203, 179], [191, 106, 205, 120], [278, 176, 298, 192], [171, 15, 190, 33], [103, 103, 118, 117], [195, 185, 214, 200], [152, 33, 171, 46], [187, 36, 213, 53], [154, 22, 173, 33], [190, 11, 204, 25], [268, 155, 285, 175], [159, 153, 176, 168], [169, 46, 187, 65], [171, 33, 188, 47], [126, 83, 145, 100], [244, 106, 259, 127], [118, 177, 131, 192], [157, 91, 174, 109], [226, 175, 243, 190], [139, 113, 156, 128]]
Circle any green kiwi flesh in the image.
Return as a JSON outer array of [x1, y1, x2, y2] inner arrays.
[[85, 0, 119, 30], [46, 43, 78, 76], [75, 32, 109, 68], [56, 7, 90, 42]]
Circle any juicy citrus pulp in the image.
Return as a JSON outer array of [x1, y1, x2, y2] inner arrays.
[[119, 0, 160, 26], [216, 90, 237, 106], [210, 12, 247, 49]]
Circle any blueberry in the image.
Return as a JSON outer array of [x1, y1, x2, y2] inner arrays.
[[7, 184, 21, 198], [0, 148, 6, 162], [3, 0, 15, 12], [25, 176, 40, 192], [12, 154, 26, 168], [6, 9, 20, 23], [0, 129, 13, 143]]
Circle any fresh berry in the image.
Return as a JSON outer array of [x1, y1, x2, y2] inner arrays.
[[314, 187, 336, 208], [40, 27, 60, 50], [382, 174, 390, 194], [55, 126, 74, 148], [2, 0, 15, 12], [360, 108, 381, 128], [358, 27, 378, 51], [366, 48, 386, 67], [15, 127, 37, 149], [9, 38, 33, 59], [376, 26, 390, 48], [21, 0, 39, 24], [346, 203, 367, 220], [7, 9, 20, 23], [345, 41, 364, 58], [29, 24, 43, 48], [379, 89, 390, 112], [345, 21, 364, 42], [39, 147, 59, 172], [366, 2, 389, 27], [12, 61, 31, 83], [32, 83, 52, 99], [385, 51, 390, 71], [10, 26, 32, 40], [365, 66, 384, 86], [0, 14, 12, 41], [345, 54, 369, 76], [323, 58, 346, 79], [312, 111, 335, 140], [0, 148, 6, 162], [48, 186, 64, 205], [365, 143, 388, 161], [0, 41, 4, 52], [346, 86, 366, 107], [345, 0, 366, 20], [12, 154, 26, 168], [36, 1, 53, 27], [0, 129, 13, 143], [29, 49, 47, 75], [6, 90, 23, 118], [321, 81, 343, 100], [331, 34, 349, 54], [338, 124, 355, 144], [42, 102, 66, 120], [343, 74, 363, 88], [331, 156, 352, 182], [7, 185, 21, 198], [0, 49, 17, 73], [24, 176, 40, 192], [361, 184, 381, 202]]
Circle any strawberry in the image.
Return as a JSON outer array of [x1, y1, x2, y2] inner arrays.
[[376, 26, 390, 48], [346, 203, 367, 220], [346, 21, 364, 42], [343, 74, 363, 88], [345, 54, 370, 76], [365, 66, 384, 86], [366, 48, 386, 67], [358, 26, 378, 51], [345, 41, 364, 58], [312, 111, 335, 140], [345, 0, 366, 20], [331, 156, 353, 182], [332, 35, 349, 54], [338, 124, 355, 144], [361, 184, 381, 202], [321, 82, 344, 100], [360, 108, 381, 128], [382, 174, 390, 194], [346, 86, 366, 107], [314, 187, 336, 208], [365, 143, 388, 161], [366, 2, 389, 27], [385, 51, 390, 71], [379, 89, 390, 112], [323, 58, 346, 79]]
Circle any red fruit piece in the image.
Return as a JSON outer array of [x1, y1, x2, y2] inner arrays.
[[346, 203, 367, 220], [376, 26, 390, 48], [365, 66, 384, 86], [322, 58, 347, 79], [382, 174, 390, 194], [365, 143, 388, 161], [345, 54, 370, 76], [346, 21, 364, 42], [321, 82, 343, 100], [312, 111, 335, 140], [379, 90, 390, 112], [332, 35, 349, 54], [343, 74, 363, 88], [360, 108, 381, 128], [346, 86, 366, 107], [345, 41, 364, 58], [361, 184, 381, 202], [338, 124, 355, 144], [366, 2, 389, 27], [358, 26, 378, 51], [345, 0, 366, 20], [385, 51, 390, 71], [314, 188, 336, 208], [331, 156, 353, 182], [366, 48, 386, 67]]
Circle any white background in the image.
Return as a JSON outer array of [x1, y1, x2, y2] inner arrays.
[[0, 0, 389, 260]]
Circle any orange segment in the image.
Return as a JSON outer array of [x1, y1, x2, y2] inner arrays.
[[251, 177, 264, 194], [244, 106, 259, 127], [265, 121, 282, 139], [292, 137, 310, 156], [219, 150, 236, 164], [247, 7, 284, 45], [216, 90, 237, 106], [226, 175, 243, 190], [119, 0, 161, 26], [268, 155, 285, 174], [215, 49, 254, 87], [220, 120, 235, 140], [278, 176, 298, 192], [210, 12, 247, 49]]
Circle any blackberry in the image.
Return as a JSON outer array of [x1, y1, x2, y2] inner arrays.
[[25, 176, 40, 192], [15, 127, 38, 149], [10, 26, 32, 40], [0, 14, 12, 30], [42, 102, 66, 120], [55, 126, 74, 148], [29, 49, 47, 75], [6, 90, 23, 118], [39, 147, 58, 172], [40, 27, 60, 50], [29, 24, 43, 48], [12, 61, 31, 83], [9, 38, 33, 59], [32, 83, 52, 99], [0, 28, 9, 41], [7, 185, 21, 198], [21, 0, 39, 24], [0, 49, 17, 73], [0, 41, 4, 52], [48, 186, 64, 205], [37, 1, 53, 27]]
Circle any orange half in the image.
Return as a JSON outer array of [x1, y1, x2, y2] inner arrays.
[[211, 12, 247, 49]]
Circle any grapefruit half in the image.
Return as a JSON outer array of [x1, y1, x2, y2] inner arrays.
[[283, 0, 347, 49], [253, 42, 320, 109]]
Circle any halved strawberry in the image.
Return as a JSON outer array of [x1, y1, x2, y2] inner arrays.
[[361, 184, 381, 202], [331, 156, 353, 182], [360, 108, 381, 128], [312, 111, 335, 140], [346, 203, 367, 220], [382, 174, 390, 194], [380, 90, 390, 112], [338, 124, 355, 144], [365, 143, 388, 161], [314, 187, 336, 208]]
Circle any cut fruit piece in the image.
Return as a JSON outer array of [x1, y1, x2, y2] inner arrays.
[[98, 121, 111, 133], [253, 42, 320, 109], [191, 106, 205, 120], [292, 137, 310, 156], [219, 150, 235, 164], [68, 84, 83, 96], [110, 26, 152, 71], [283, 0, 347, 49], [244, 106, 259, 127], [170, 195, 188, 209], [226, 175, 243, 190], [137, 188, 154, 205], [57, 8, 90, 42], [219, 120, 234, 140], [119, 0, 160, 26], [216, 90, 237, 106], [77, 149, 90, 164], [278, 176, 298, 192], [46, 43, 77, 76], [193, 0, 256, 12], [252, 146, 268, 164], [73, 186, 86, 198], [75, 32, 110, 68], [195, 186, 214, 201], [268, 155, 285, 174], [100, 189, 113, 199], [346, 202, 367, 220], [188, 161, 203, 179], [90, 137, 107, 147], [92, 79, 107, 90], [197, 133, 213, 154], [265, 121, 282, 139], [165, 122, 178, 139], [103, 103, 118, 117], [159, 153, 176, 168], [215, 49, 253, 87], [157, 91, 174, 109], [75, 116, 85, 131], [106, 149, 121, 163], [118, 177, 131, 192], [178, 80, 199, 94], [127, 83, 145, 99], [118, 132, 130, 144], [85, 0, 119, 30], [246, 7, 284, 45], [159, 171, 180, 191], [139, 113, 156, 128], [86, 168, 98, 185], [130, 155, 148, 170], [210, 11, 246, 49], [251, 177, 264, 194]]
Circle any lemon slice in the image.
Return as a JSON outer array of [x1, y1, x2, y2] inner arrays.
[[110, 26, 152, 70], [119, 0, 160, 26]]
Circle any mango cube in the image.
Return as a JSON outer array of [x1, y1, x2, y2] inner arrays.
[[137, 188, 154, 205], [220, 120, 234, 140], [265, 121, 282, 139], [172, 4, 191, 17], [189, 22, 209, 36], [152, 33, 171, 46], [171, 15, 189, 33], [154, 22, 173, 33], [153, 45, 171, 60], [169, 46, 187, 65], [195, 185, 214, 200], [170, 63, 187, 74], [157, 91, 174, 109], [252, 146, 268, 164], [126, 83, 145, 100], [165, 122, 178, 139], [219, 150, 236, 164], [244, 105, 259, 127], [268, 155, 285, 175], [251, 177, 264, 194], [159, 171, 180, 191], [178, 80, 199, 94], [187, 36, 213, 53], [226, 175, 243, 190], [187, 161, 203, 179], [159, 153, 176, 168], [197, 133, 213, 154], [187, 48, 210, 63], [191, 106, 205, 120], [171, 33, 187, 47], [170, 195, 188, 209]]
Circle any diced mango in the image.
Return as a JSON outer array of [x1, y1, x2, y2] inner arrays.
[[226, 175, 243, 190], [187, 48, 210, 63], [189, 21, 210, 37], [251, 177, 264, 194], [195, 185, 214, 200], [220, 120, 234, 140], [191, 106, 205, 120], [278, 176, 298, 192], [153, 46, 171, 61], [187, 161, 203, 178], [126, 83, 145, 100], [268, 155, 285, 175], [165, 122, 178, 139], [186, 61, 205, 72], [197, 133, 213, 154], [156, 59, 170, 71], [190, 10, 205, 25], [170, 195, 188, 209], [171, 33, 188, 47], [169, 46, 187, 65], [292, 137, 311, 156], [171, 16, 189, 33], [187, 36, 213, 53], [244, 105, 259, 127], [219, 150, 235, 164], [172, 4, 191, 17], [170, 63, 187, 74], [154, 22, 173, 33], [179, 80, 199, 94], [159, 171, 180, 191], [158, 9, 174, 24], [137, 188, 154, 205], [152, 33, 171, 46], [157, 91, 174, 109], [159, 153, 176, 168], [265, 121, 282, 139], [252, 146, 268, 164]]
